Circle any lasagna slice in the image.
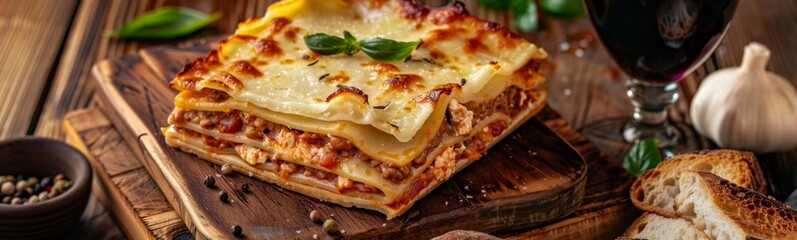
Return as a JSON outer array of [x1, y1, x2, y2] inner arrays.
[[164, 0, 548, 219]]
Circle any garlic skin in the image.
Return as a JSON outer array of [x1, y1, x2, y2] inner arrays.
[[691, 42, 797, 153]]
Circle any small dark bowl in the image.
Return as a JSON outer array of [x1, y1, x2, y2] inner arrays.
[[0, 137, 92, 239]]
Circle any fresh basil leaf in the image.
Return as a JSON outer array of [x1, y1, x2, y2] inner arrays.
[[539, 0, 585, 19], [358, 38, 420, 62], [111, 7, 221, 40], [303, 31, 419, 62], [304, 33, 350, 55], [623, 137, 662, 177], [512, 0, 539, 33], [342, 31, 359, 55], [478, 0, 513, 10]]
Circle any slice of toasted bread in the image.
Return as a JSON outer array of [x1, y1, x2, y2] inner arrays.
[[623, 212, 710, 240], [675, 171, 797, 239], [630, 150, 766, 218]]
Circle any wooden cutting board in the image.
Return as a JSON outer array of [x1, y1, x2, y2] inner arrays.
[[91, 40, 591, 239]]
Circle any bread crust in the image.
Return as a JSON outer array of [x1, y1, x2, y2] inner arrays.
[[678, 171, 797, 239], [630, 149, 766, 218]]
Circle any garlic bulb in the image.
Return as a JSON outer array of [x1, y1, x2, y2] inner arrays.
[[691, 42, 797, 153]]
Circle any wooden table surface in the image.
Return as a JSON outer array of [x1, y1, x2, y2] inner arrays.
[[1, 0, 796, 239]]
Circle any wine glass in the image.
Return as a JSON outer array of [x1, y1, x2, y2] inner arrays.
[[583, 0, 739, 147]]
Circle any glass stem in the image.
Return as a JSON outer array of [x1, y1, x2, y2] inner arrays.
[[623, 79, 679, 146]]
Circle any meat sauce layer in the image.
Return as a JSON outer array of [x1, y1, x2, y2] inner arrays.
[[169, 86, 538, 184]]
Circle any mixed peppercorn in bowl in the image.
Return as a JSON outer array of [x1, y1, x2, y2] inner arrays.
[[0, 137, 92, 239]]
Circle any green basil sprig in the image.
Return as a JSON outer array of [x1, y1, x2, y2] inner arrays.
[[303, 31, 420, 62], [623, 137, 662, 177], [111, 7, 222, 40], [478, 0, 584, 33], [303, 33, 352, 55]]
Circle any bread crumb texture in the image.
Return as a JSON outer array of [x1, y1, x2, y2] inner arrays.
[[677, 171, 797, 239], [631, 150, 765, 218]]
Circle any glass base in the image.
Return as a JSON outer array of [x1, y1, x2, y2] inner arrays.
[[622, 121, 678, 148], [579, 79, 687, 156], [580, 117, 685, 158]]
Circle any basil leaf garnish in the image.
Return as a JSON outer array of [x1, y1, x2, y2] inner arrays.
[[342, 31, 359, 55], [303, 33, 349, 55], [303, 31, 419, 62], [111, 7, 221, 40], [358, 38, 420, 62], [623, 137, 663, 177]]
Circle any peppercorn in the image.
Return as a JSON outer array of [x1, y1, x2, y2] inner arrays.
[[10, 197, 23, 205], [13, 189, 28, 198], [2, 196, 10, 204], [54, 174, 64, 182], [33, 184, 43, 195], [218, 190, 229, 203], [26, 177, 38, 187], [48, 189, 58, 199], [1, 182, 13, 195], [203, 175, 215, 188], [221, 163, 234, 175], [241, 183, 250, 193], [230, 225, 243, 237], [5, 175, 14, 183], [27, 195, 39, 204], [38, 191, 49, 201], [323, 219, 339, 234], [310, 210, 323, 223], [54, 181, 65, 193], [54, 180, 72, 193], [40, 177, 52, 187], [15, 180, 28, 191], [15, 175, 25, 183]]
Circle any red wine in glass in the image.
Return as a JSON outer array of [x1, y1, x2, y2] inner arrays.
[[583, 0, 739, 147]]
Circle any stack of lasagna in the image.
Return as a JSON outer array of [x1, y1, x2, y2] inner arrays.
[[164, 0, 547, 219]]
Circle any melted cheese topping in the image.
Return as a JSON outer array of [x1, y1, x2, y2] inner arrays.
[[170, 0, 547, 166]]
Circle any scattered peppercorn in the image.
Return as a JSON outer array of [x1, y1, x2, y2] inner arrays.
[[218, 190, 229, 203], [10, 197, 23, 205], [230, 225, 243, 237], [54, 174, 64, 181], [241, 183, 250, 193], [323, 219, 339, 234], [221, 163, 234, 175], [203, 175, 215, 188], [2, 196, 10, 204], [310, 210, 323, 223]]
